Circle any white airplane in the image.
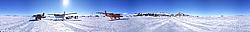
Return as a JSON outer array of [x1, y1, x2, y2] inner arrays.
[[44, 11, 81, 21]]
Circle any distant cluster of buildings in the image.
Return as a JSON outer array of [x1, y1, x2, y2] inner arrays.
[[133, 12, 190, 17]]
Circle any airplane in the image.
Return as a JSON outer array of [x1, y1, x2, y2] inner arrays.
[[44, 11, 80, 21], [29, 13, 46, 21], [97, 11, 123, 21]]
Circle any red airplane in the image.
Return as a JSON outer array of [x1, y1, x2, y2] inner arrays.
[[97, 11, 123, 21]]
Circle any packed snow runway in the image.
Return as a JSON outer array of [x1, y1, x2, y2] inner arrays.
[[0, 16, 250, 32]]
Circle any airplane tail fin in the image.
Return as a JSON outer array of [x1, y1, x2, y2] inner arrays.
[[104, 11, 108, 16], [42, 13, 46, 18], [42, 13, 45, 16], [64, 11, 66, 15]]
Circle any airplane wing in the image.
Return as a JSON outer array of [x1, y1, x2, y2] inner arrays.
[[69, 13, 77, 14], [64, 14, 70, 15], [96, 12, 104, 14], [48, 14, 55, 15]]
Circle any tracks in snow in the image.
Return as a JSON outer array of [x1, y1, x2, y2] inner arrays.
[[1, 16, 250, 32]]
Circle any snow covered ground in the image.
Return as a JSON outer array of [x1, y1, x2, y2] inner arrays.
[[0, 16, 250, 32]]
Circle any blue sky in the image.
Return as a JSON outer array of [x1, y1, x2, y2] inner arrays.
[[0, 0, 249, 16]]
